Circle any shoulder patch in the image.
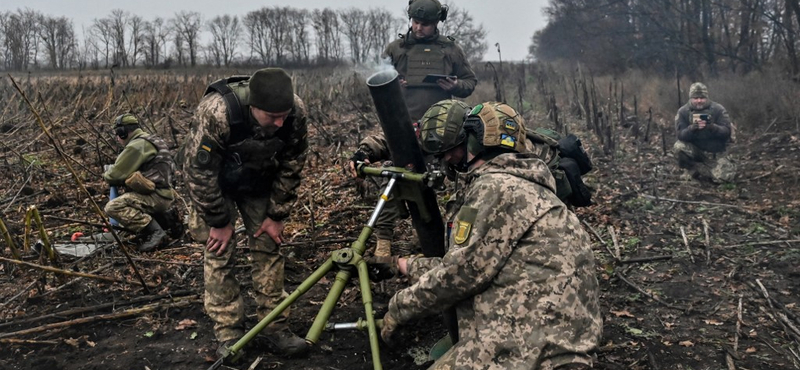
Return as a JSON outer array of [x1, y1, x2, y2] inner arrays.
[[453, 206, 478, 245]]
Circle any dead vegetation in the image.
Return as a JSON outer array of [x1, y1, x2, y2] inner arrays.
[[0, 65, 798, 370]]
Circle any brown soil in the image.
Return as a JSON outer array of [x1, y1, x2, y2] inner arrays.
[[1, 71, 799, 370]]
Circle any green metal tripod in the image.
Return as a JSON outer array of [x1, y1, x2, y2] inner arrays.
[[209, 164, 444, 370]]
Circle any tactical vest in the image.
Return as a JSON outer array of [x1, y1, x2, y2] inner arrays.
[[135, 133, 175, 189], [204, 77, 297, 195], [399, 34, 455, 87]]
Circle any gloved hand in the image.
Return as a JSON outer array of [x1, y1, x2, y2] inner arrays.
[[348, 147, 372, 178], [380, 312, 400, 345], [364, 255, 399, 282]]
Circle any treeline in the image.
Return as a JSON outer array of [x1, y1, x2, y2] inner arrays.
[[0, 6, 487, 71], [530, 0, 800, 77]]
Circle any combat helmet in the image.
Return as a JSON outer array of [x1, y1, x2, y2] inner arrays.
[[113, 113, 139, 127], [463, 102, 527, 156], [419, 99, 471, 155], [407, 0, 448, 22]]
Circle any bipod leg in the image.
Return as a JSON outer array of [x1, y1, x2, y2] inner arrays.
[[208, 258, 335, 370], [356, 257, 382, 370]]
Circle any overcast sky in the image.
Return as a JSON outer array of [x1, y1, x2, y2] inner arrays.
[[0, 0, 549, 61]]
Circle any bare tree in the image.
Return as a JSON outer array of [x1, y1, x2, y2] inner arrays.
[[142, 17, 170, 67], [128, 14, 144, 67], [1, 9, 41, 70], [339, 8, 370, 63], [173, 11, 202, 67], [207, 14, 241, 67], [438, 6, 488, 64], [366, 8, 401, 63], [311, 8, 344, 63], [109, 9, 129, 66], [244, 8, 272, 64], [286, 9, 311, 65], [38, 15, 76, 70], [90, 17, 114, 68]]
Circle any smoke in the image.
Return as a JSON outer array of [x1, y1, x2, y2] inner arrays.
[[353, 56, 397, 83]]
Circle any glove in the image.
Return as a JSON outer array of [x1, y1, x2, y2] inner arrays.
[[364, 255, 399, 282], [380, 312, 400, 345], [350, 145, 373, 165]]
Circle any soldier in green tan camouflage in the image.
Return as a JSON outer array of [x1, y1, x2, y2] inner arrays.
[[103, 113, 175, 252], [183, 68, 309, 359], [674, 82, 736, 183], [347, 0, 478, 258], [368, 102, 602, 369]]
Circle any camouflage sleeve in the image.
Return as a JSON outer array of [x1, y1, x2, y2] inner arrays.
[[448, 44, 477, 98], [102, 136, 156, 185], [675, 105, 693, 141], [707, 103, 732, 139], [183, 94, 233, 228], [358, 132, 391, 162], [387, 173, 538, 324], [267, 95, 309, 221]]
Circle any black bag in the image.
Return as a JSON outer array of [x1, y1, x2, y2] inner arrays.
[[558, 157, 592, 207], [558, 134, 593, 175]]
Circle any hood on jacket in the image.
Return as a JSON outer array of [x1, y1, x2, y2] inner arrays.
[[468, 152, 557, 194]]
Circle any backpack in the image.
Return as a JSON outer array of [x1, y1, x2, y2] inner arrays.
[[526, 128, 594, 207]]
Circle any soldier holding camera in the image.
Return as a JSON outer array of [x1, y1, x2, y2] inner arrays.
[[673, 82, 736, 183]]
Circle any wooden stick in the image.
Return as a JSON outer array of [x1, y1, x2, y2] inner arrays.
[[608, 225, 621, 259], [641, 194, 752, 210], [724, 240, 800, 249], [0, 296, 200, 339], [0, 289, 198, 330], [0, 338, 60, 345], [703, 219, 711, 264], [680, 226, 695, 263], [0, 280, 37, 308], [0, 256, 155, 288], [619, 255, 673, 264]]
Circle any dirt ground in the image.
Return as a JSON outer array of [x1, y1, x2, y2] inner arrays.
[[1, 71, 799, 370]]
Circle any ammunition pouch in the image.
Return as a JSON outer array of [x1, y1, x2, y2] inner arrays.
[[219, 136, 285, 195], [125, 171, 156, 194]]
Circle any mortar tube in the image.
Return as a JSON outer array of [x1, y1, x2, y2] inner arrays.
[[366, 70, 459, 343]]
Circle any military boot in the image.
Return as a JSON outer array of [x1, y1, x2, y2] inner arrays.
[[265, 328, 309, 357], [374, 239, 392, 257], [138, 219, 166, 252]]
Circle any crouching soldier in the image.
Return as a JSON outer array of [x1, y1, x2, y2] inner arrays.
[[103, 113, 176, 252], [674, 82, 736, 183]]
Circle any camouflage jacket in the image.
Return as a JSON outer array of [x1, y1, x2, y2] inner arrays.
[[387, 153, 602, 368], [183, 93, 308, 228], [675, 100, 732, 153], [384, 30, 477, 121], [103, 129, 174, 200]]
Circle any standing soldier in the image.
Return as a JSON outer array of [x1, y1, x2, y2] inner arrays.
[[348, 0, 478, 258], [103, 113, 175, 252], [674, 82, 736, 183], [369, 102, 602, 369], [183, 68, 309, 359]]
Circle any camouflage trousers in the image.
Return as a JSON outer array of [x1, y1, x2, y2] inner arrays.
[[430, 339, 593, 370], [104, 191, 173, 232], [673, 140, 736, 183], [189, 197, 290, 342]]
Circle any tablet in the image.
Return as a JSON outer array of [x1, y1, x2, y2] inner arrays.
[[422, 74, 456, 83]]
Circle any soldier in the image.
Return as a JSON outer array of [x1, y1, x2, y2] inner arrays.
[[347, 0, 478, 258], [183, 68, 309, 358], [674, 82, 736, 183], [103, 113, 175, 252], [369, 102, 602, 369]]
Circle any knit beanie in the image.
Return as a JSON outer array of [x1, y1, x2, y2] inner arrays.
[[689, 82, 709, 98], [249, 68, 294, 113]]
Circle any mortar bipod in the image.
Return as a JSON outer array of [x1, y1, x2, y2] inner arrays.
[[208, 164, 442, 370]]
